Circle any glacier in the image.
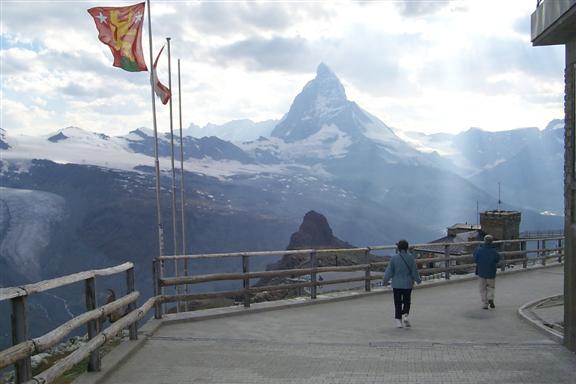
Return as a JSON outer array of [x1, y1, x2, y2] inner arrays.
[[0, 187, 66, 280]]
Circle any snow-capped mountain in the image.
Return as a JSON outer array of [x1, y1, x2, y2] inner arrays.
[[468, 120, 564, 214], [2, 126, 286, 179], [269, 63, 429, 166], [0, 128, 9, 150], [184, 119, 278, 142], [396, 126, 542, 174], [394, 119, 564, 214]]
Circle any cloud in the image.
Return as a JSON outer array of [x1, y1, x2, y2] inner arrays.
[[214, 36, 316, 72], [179, 2, 333, 36], [394, 0, 453, 17], [191, 2, 293, 35], [211, 25, 421, 98], [324, 28, 421, 97], [0, 0, 565, 136], [512, 15, 531, 36], [2, 2, 95, 46], [1, 98, 59, 134], [418, 36, 564, 99]]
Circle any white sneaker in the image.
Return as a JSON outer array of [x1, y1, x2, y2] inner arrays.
[[402, 315, 411, 327], [395, 319, 404, 328]]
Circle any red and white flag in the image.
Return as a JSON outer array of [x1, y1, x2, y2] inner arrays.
[[152, 45, 171, 104]]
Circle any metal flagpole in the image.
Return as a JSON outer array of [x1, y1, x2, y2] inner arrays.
[[177, 59, 189, 300], [145, 0, 164, 259], [166, 37, 180, 310], [146, 0, 164, 319]]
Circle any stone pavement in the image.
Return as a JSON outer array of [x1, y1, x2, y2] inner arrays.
[[80, 265, 576, 384]]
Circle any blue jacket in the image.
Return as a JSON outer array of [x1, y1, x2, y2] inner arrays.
[[474, 244, 500, 279], [383, 250, 422, 289]]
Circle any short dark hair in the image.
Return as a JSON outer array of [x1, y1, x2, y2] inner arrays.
[[397, 240, 409, 251]]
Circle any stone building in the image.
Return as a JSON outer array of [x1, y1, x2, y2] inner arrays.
[[480, 210, 521, 251], [531, 0, 576, 351]]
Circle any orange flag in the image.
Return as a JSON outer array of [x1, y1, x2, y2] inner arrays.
[[88, 3, 147, 72]]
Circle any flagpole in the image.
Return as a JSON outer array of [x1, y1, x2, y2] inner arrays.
[[145, 0, 164, 260], [177, 58, 189, 299], [146, 0, 166, 318], [166, 37, 180, 313]]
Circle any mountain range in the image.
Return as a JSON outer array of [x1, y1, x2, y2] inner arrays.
[[0, 63, 564, 347]]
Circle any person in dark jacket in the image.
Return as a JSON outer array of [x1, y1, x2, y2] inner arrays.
[[383, 240, 422, 328], [473, 235, 501, 309]]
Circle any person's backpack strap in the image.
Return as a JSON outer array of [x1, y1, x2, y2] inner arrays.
[[398, 253, 411, 271]]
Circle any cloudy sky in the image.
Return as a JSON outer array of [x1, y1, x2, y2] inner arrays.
[[0, 0, 565, 137]]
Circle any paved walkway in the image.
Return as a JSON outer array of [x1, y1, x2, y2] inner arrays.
[[89, 266, 576, 383]]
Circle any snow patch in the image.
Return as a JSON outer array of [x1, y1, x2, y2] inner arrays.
[[541, 211, 562, 217], [286, 124, 351, 160], [482, 158, 506, 170], [393, 129, 455, 157]]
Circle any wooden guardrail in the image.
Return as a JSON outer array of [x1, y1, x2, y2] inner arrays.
[[155, 237, 564, 317], [0, 262, 140, 384]]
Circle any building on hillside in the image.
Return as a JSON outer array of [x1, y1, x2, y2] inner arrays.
[[447, 223, 481, 237]]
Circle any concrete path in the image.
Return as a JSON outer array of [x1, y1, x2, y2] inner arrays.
[[94, 266, 576, 383]]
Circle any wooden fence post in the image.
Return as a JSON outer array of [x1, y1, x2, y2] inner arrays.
[[310, 251, 317, 299], [11, 296, 32, 383], [242, 255, 250, 308], [444, 244, 450, 280], [153, 259, 163, 319], [542, 239, 547, 265], [500, 241, 506, 272], [126, 267, 137, 340], [522, 241, 527, 268], [364, 248, 371, 292], [84, 277, 101, 372]]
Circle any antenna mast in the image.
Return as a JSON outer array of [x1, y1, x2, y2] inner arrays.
[[497, 182, 501, 211], [477, 200, 479, 225]]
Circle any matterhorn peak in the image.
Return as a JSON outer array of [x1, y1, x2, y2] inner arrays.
[[271, 63, 350, 142], [316, 62, 336, 78], [304, 62, 347, 102], [270, 62, 405, 156]]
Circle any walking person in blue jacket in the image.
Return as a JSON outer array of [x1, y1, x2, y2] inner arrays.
[[383, 240, 422, 328], [474, 235, 501, 309]]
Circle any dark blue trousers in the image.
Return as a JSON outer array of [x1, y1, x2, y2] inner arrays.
[[393, 288, 412, 319]]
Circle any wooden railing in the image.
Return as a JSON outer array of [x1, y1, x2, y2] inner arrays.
[[0, 262, 151, 384], [155, 236, 564, 317]]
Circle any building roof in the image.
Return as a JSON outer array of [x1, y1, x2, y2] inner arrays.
[[448, 223, 480, 231], [481, 210, 521, 218], [415, 230, 484, 255]]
